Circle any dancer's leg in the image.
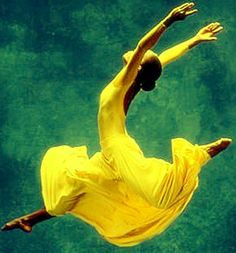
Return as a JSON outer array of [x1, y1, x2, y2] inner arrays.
[[1, 207, 54, 233], [200, 138, 232, 158]]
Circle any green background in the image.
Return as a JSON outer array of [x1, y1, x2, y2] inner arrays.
[[0, 0, 235, 252]]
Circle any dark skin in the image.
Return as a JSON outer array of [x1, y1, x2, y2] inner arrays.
[[1, 72, 231, 233], [124, 79, 141, 115], [1, 2, 232, 233], [1, 208, 53, 232], [0, 74, 142, 233]]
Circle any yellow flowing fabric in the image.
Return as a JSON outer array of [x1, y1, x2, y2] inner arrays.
[[41, 137, 210, 246], [40, 80, 210, 247]]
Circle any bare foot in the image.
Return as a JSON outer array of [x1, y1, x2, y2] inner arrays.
[[201, 138, 232, 158], [1, 218, 32, 233]]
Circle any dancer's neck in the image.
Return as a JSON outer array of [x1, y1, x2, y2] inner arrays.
[[124, 80, 141, 115]]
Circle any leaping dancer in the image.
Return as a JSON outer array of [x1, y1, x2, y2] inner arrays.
[[2, 2, 232, 247]]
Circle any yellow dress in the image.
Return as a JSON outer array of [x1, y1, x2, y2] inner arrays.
[[40, 79, 210, 247]]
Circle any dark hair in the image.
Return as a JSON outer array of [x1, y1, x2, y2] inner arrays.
[[138, 57, 162, 91]]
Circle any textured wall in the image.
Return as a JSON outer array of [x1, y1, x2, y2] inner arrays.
[[0, 0, 235, 252]]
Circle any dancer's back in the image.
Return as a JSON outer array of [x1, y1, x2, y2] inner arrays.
[[98, 68, 131, 141], [1, 3, 231, 248]]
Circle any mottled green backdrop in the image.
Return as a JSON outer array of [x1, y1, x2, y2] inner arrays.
[[0, 0, 235, 252]]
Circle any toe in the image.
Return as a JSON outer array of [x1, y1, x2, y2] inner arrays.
[[221, 138, 232, 148], [223, 138, 232, 143], [20, 222, 32, 233], [1, 224, 8, 231], [1, 223, 16, 231]]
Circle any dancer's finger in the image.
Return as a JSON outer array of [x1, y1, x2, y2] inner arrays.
[[212, 26, 223, 34], [186, 9, 198, 16]]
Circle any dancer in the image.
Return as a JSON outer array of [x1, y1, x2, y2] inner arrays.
[[1, 2, 231, 247]]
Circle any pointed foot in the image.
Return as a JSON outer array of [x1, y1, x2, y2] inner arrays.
[[202, 138, 232, 158], [1, 218, 32, 233]]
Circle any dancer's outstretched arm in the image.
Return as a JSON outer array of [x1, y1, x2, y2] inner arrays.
[[115, 2, 197, 87], [159, 22, 223, 67]]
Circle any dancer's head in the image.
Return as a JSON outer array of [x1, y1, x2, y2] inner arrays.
[[123, 50, 162, 91]]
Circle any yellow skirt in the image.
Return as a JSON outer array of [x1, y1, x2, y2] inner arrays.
[[40, 136, 210, 246], [40, 145, 88, 216]]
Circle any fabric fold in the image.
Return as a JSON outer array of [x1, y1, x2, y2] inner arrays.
[[41, 136, 210, 246]]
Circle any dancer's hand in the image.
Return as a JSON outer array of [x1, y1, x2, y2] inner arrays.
[[164, 2, 198, 27], [194, 22, 223, 42]]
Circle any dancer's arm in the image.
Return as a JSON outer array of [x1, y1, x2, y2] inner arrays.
[[159, 22, 223, 67], [114, 2, 197, 87]]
